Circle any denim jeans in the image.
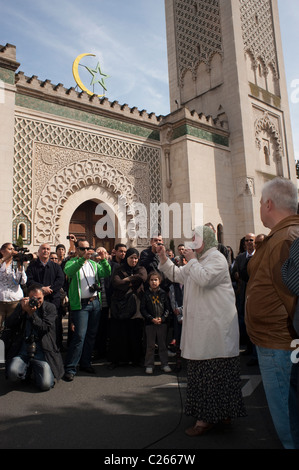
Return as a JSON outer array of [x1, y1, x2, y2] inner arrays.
[[256, 345, 296, 449], [65, 298, 101, 375], [8, 355, 55, 391]]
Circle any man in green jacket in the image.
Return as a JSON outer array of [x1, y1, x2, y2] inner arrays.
[[63, 239, 111, 381]]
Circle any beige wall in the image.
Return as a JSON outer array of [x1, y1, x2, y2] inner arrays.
[[163, 132, 237, 250]]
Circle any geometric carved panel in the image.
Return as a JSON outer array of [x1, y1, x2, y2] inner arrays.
[[14, 116, 162, 245], [240, 0, 278, 77], [174, 0, 223, 83], [33, 144, 150, 245]]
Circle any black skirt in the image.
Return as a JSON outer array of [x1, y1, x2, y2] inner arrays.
[[185, 356, 247, 423]]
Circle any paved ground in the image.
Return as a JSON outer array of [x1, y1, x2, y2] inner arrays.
[[0, 349, 282, 451]]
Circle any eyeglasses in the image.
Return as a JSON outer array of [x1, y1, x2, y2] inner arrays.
[[78, 247, 91, 251], [245, 239, 254, 242]]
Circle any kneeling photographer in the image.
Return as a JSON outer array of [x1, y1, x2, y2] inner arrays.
[[4, 284, 64, 391]]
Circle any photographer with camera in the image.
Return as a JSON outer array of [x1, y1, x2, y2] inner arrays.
[[139, 235, 164, 274], [63, 239, 111, 381], [139, 234, 171, 293], [4, 284, 64, 391], [0, 243, 27, 332], [26, 243, 65, 350]]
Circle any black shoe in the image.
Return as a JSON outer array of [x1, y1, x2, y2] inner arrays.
[[247, 358, 258, 366], [79, 365, 96, 374], [131, 361, 143, 368], [107, 362, 119, 370], [63, 372, 75, 382]]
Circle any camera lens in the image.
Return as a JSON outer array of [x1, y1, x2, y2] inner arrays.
[[29, 297, 39, 308]]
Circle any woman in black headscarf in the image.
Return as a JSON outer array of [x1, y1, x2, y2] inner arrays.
[[108, 248, 147, 368]]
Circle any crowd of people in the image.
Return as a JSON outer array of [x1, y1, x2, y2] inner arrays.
[[0, 177, 298, 447]]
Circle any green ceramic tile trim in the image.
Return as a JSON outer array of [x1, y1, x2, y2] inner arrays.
[[0, 68, 15, 84], [15, 93, 160, 141], [172, 124, 229, 147]]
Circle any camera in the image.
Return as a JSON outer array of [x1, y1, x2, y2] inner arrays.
[[89, 283, 102, 294], [29, 297, 39, 308], [13, 245, 34, 264], [25, 334, 37, 358]]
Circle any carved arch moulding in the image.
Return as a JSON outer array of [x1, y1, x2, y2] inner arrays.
[[255, 111, 283, 158], [254, 111, 284, 177], [33, 144, 150, 247]]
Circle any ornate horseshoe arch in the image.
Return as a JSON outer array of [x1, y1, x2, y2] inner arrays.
[[255, 112, 284, 176], [33, 158, 143, 247], [255, 112, 283, 158]]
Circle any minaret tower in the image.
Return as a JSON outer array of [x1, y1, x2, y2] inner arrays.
[[164, 0, 296, 241]]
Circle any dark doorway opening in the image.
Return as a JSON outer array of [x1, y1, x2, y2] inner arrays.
[[69, 200, 115, 253]]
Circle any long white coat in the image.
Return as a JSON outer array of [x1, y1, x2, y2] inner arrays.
[[159, 248, 239, 360]]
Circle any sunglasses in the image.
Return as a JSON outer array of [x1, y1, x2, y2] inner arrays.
[[78, 247, 91, 251], [245, 239, 254, 242], [50, 257, 58, 260]]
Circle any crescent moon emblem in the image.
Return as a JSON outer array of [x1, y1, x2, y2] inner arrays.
[[72, 53, 105, 97]]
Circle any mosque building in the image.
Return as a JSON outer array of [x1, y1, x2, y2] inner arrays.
[[0, 0, 297, 254]]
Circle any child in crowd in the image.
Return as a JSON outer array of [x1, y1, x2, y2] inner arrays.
[[140, 271, 171, 374]]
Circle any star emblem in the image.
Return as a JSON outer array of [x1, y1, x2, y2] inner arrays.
[[85, 62, 110, 92]]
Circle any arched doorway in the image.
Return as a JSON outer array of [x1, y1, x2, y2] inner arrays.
[[69, 200, 115, 253]]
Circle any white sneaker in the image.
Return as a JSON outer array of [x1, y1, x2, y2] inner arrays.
[[145, 367, 153, 374], [161, 365, 171, 373]]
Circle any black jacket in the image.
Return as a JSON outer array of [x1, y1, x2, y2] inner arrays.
[[139, 246, 160, 273], [282, 237, 299, 335], [139, 247, 171, 292], [140, 287, 170, 325], [4, 301, 64, 379], [26, 259, 64, 309], [111, 262, 147, 300], [110, 262, 147, 320], [231, 252, 252, 309]]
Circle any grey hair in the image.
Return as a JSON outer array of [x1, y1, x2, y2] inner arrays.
[[262, 177, 298, 214]]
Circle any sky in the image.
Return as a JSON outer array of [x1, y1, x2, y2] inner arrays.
[[1, 0, 298, 159]]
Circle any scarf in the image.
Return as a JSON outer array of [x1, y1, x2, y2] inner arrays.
[[193, 225, 218, 259]]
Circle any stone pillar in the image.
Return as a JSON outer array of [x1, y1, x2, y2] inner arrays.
[[0, 44, 19, 243]]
